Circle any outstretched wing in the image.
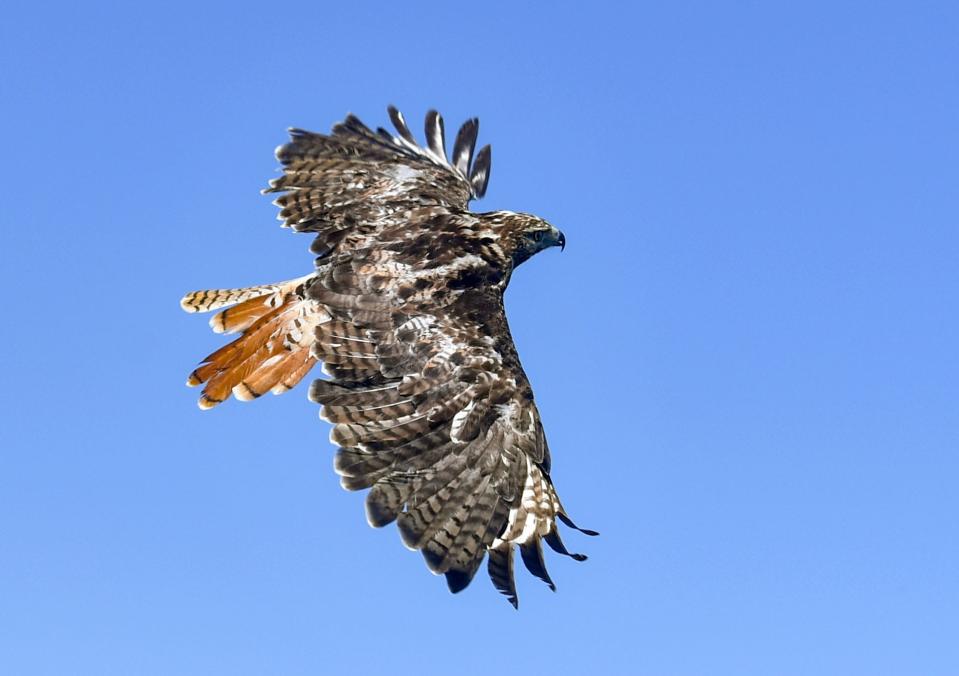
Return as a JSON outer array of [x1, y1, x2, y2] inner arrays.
[[305, 216, 595, 607], [263, 106, 491, 258]]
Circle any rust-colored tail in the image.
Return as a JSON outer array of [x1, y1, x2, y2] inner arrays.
[[180, 274, 324, 409]]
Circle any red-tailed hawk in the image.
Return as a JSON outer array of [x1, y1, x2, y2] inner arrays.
[[180, 107, 596, 607]]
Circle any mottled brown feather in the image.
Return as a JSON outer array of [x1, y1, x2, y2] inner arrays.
[[181, 107, 594, 607]]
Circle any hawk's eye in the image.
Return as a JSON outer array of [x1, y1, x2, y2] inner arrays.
[[531, 230, 546, 242]]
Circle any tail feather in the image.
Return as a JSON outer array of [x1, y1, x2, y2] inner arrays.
[[181, 275, 322, 408], [271, 353, 319, 395], [234, 346, 315, 401], [180, 283, 282, 313], [200, 332, 288, 409], [188, 304, 294, 391], [210, 294, 281, 334]]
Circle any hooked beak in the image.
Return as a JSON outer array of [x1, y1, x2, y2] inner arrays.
[[557, 230, 566, 251]]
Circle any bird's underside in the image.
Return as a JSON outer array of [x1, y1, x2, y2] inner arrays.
[[180, 106, 595, 607]]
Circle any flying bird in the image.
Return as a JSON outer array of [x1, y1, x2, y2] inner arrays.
[[180, 106, 596, 607]]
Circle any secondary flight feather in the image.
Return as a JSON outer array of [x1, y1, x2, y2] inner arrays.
[[180, 106, 596, 607]]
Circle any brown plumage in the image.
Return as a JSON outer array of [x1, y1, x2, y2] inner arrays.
[[180, 106, 595, 607]]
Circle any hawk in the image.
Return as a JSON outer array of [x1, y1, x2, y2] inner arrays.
[[180, 106, 596, 607]]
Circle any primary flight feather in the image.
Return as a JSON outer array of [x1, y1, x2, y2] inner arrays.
[[180, 106, 596, 607]]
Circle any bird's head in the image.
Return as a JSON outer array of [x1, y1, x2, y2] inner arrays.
[[484, 211, 565, 268]]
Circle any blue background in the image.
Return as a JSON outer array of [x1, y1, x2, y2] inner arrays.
[[2, 2, 957, 674]]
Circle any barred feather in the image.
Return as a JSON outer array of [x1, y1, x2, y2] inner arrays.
[[424, 109, 446, 161], [180, 284, 280, 313], [181, 106, 594, 607], [210, 293, 279, 334], [471, 145, 492, 198], [488, 545, 518, 608], [452, 118, 478, 176], [182, 276, 322, 408]]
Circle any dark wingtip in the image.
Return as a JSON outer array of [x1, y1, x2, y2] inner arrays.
[[395, 513, 420, 549], [387, 105, 416, 145], [445, 569, 472, 594], [363, 482, 408, 528], [470, 144, 491, 198], [519, 539, 556, 592], [488, 546, 519, 609], [424, 109, 447, 159], [337, 113, 371, 136], [544, 527, 589, 562], [452, 117, 479, 176], [557, 513, 599, 536], [364, 500, 397, 528]]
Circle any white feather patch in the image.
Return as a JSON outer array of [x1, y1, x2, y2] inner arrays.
[[491, 456, 554, 548], [450, 401, 476, 443]]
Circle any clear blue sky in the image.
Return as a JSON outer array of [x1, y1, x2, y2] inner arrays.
[[2, 2, 957, 674]]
